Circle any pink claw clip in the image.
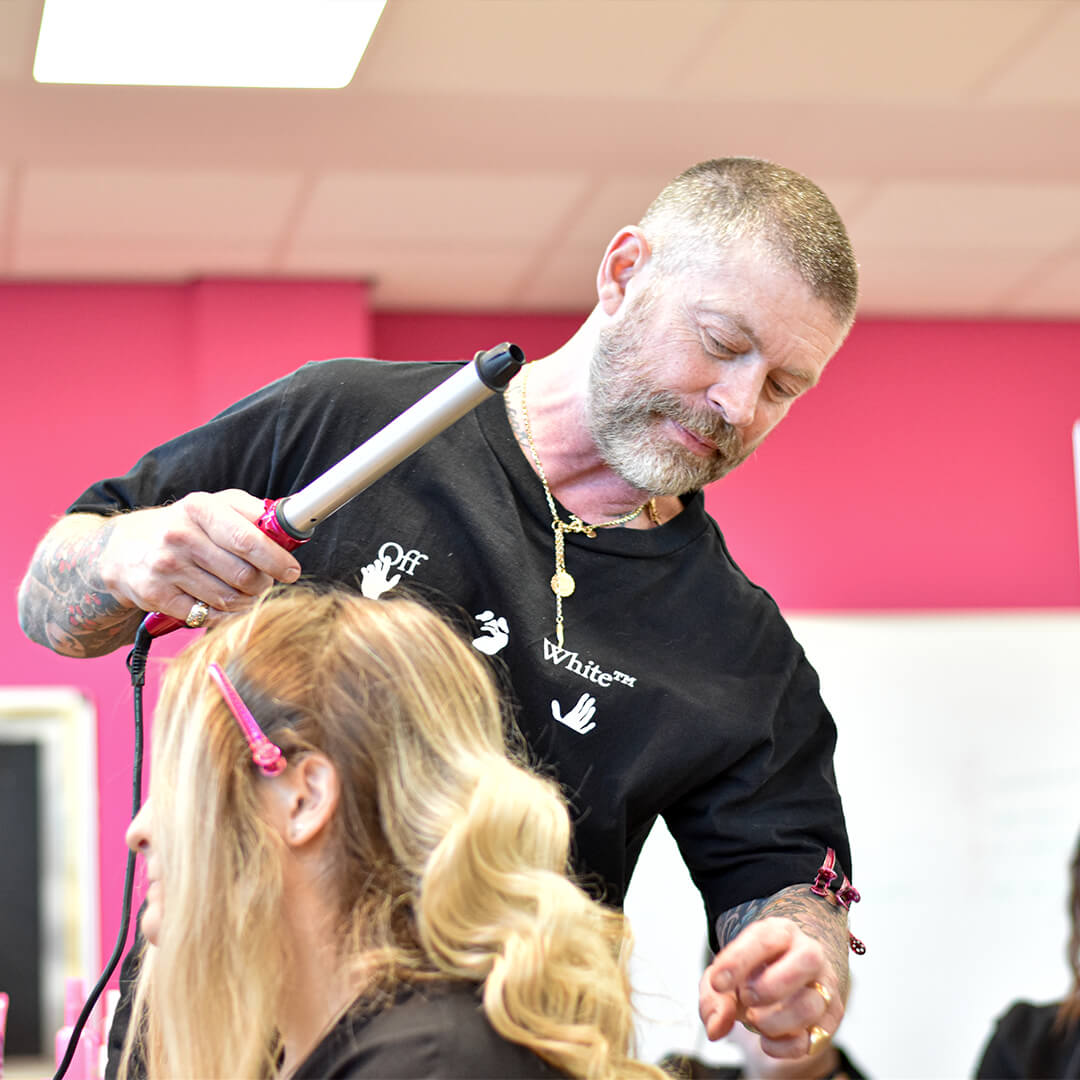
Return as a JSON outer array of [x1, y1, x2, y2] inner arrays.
[[208, 662, 287, 777]]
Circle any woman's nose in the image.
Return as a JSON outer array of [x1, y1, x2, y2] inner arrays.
[[125, 799, 152, 853]]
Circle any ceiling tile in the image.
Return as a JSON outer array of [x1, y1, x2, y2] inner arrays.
[[854, 246, 1051, 316], [980, 4, 1080, 104], [555, 174, 685, 253], [0, 164, 11, 226], [19, 169, 303, 238], [1000, 254, 1080, 316], [12, 234, 275, 277], [282, 237, 530, 310], [513, 243, 599, 313], [294, 170, 589, 245], [0, 0, 1077, 317], [846, 181, 1080, 251], [356, 0, 729, 99], [279, 236, 391, 277], [675, 0, 1061, 104], [0, 0, 38, 83], [813, 179, 878, 228], [366, 247, 532, 310]]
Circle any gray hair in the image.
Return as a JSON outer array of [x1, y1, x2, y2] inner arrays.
[[639, 157, 859, 327]]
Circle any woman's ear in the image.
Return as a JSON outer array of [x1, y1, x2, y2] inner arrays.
[[267, 753, 340, 848], [596, 226, 652, 315]]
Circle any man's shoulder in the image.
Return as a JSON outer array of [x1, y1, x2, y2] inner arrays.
[[293, 357, 466, 391], [692, 504, 792, 621], [273, 358, 470, 428]]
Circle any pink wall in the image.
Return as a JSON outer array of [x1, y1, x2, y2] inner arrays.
[[3, 284, 1080, 983], [2, 280, 372, 983]]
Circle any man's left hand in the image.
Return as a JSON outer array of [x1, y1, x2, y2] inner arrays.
[[698, 916, 843, 1059]]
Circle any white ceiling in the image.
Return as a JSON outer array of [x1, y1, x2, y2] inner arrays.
[[1, 0, 1079, 318]]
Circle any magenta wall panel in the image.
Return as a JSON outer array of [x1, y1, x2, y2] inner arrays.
[[2, 280, 371, 976]]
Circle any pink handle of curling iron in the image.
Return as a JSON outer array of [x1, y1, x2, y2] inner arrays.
[[144, 499, 303, 637], [254, 497, 307, 553]]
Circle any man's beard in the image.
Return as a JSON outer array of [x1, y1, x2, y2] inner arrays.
[[586, 294, 749, 496]]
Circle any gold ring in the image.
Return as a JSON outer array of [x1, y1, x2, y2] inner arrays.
[[185, 600, 210, 628], [810, 980, 833, 1010], [808, 1024, 830, 1055]]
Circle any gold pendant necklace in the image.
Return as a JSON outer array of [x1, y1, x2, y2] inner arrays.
[[519, 363, 657, 646]]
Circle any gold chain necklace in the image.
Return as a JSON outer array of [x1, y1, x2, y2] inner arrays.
[[519, 362, 658, 646]]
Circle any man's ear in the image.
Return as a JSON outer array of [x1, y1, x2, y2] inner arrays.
[[274, 752, 340, 848], [596, 226, 652, 315]]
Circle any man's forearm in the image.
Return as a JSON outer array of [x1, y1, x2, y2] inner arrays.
[[715, 884, 850, 999], [18, 514, 142, 658]]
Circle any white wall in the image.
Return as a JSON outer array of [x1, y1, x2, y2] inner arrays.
[[626, 612, 1080, 1079]]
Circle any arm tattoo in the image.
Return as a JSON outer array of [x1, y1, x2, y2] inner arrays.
[[716, 884, 851, 998], [18, 518, 143, 657]]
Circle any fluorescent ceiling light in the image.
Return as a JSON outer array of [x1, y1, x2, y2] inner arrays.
[[34, 0, 388, 89]]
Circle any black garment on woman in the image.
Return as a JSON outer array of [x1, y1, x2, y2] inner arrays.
[[659, 1044, 869, 1079], [976, 1000, 1080, 1079], [293, 983, 565, 1079]]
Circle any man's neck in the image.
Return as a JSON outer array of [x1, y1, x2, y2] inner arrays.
[[505, 335, 679, 528]]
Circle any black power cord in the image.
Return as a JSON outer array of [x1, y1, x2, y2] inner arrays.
[[52, 618, 151, 1080]]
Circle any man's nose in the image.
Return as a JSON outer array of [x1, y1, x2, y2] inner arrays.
[[707, 361, 764, 429]]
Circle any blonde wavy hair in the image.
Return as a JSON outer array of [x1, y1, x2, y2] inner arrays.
[[120, 584, 666, 1079]]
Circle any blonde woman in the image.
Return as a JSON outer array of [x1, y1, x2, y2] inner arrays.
[[119, 584, 665, 1080]]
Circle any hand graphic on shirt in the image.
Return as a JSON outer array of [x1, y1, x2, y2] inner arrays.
[[471, 610, 510, 655], [360, 555, 401, 599], [551, 693, 597, 735]]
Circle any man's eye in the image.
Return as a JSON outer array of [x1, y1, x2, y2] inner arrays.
[[768, 378, 797, 400], [706, 335, 732, 355]]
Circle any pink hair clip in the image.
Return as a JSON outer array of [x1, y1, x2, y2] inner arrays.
[[207, 662, 287, 777]]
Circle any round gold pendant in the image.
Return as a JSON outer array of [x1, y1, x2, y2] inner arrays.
[[550, 571, 576, 597]]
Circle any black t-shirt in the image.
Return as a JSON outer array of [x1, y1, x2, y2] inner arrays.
[[976, 1000, 1080, 1079], [294, 983, 564, 1079], [659, 1044, 869, 1079], [73, 357, 851, 930]]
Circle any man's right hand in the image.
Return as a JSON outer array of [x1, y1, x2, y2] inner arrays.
[[18, 490, 302, 658], [100, 490, 302, 622]]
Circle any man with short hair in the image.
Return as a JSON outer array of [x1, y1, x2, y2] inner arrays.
[[19, 157, 861, 1064]]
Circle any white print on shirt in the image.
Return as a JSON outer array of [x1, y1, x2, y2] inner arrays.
[[360, 555, 400, 598], [541, 639, 638, 688], [551, 693, 596, 735], [360, 541, 431, 598], [377, 541, 430, 577], [471, 611, 509, 656]]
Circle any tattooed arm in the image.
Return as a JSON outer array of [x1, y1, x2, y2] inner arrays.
[[18, 514, 146, 657], [18, 492, 302, 658], [697, 884, 849, 1059], [715, 884, 850, 999]]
